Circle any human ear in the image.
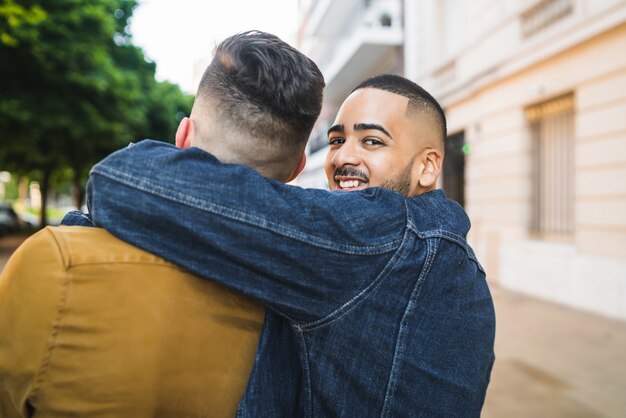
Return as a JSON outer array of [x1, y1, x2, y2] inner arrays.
[[287, 153, 307, 183], [175, 117, 193, 149], [417, 149, 442, 189]]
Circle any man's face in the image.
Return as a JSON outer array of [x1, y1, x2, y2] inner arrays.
[[325, 88, 428, 196]]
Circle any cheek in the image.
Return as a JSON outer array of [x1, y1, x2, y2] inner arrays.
[[362, 155, 393, 185], [324, 153, 335, 178]]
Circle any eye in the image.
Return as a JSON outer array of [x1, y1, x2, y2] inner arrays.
[[328, 137, 345, 147], [363, 137, 384, 146]]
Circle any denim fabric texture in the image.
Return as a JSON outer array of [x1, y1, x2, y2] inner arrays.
[[61, 210, 93, 226], [81, 140, 496, 417]]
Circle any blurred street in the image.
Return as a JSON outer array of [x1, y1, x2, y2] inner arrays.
[[0, 234, 27, 269], [483, 288, 626, 418], [1, 233, 625, 417]]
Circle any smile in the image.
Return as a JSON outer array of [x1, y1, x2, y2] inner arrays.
[[335, 177, 367, 191]]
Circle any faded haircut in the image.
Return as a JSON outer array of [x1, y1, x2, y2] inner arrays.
[[197, 30, 325, 149], [352, 74, 447, 145]]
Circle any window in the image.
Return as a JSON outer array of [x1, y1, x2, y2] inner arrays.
[[527, 94, 575, 238]]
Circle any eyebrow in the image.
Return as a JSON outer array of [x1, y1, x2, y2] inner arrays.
[[354, 123, 392, 139], [327, 124, 344, 136], [327, 123, 392, 138]]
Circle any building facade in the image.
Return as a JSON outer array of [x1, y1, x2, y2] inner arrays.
[[298, 0, 626, 321]]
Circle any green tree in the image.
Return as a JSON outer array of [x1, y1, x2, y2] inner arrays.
[[146, 80, 195, 141], [0, 0, 193, 225], [0, 0, 46, 46]]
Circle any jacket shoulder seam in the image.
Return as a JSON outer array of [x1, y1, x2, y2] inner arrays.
[[45, 227, 72, 270], [29, 234, 73, 403], [299, 219, 411, 331], [410, 228, 485, 273]]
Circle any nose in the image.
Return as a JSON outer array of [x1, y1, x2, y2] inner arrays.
[[330, 139, 361, 168]]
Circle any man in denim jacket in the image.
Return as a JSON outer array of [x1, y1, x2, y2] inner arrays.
[[82, 68, 495, 415]]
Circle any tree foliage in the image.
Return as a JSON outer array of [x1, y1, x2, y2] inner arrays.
[[0, 0, 193, 225], [0, 0, 46, 46]]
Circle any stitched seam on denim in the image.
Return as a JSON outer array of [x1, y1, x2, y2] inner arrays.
[[29, 232, 73, 404], [264, 304, 296, 324], [409, 226, 485, 273], [427, 231, 485, 273], [292, 190, 412, 329], [380, 237, 439, 418], [292, 324, 313, 418], [93, 166, 401, 255], [299, 227, 409, 331]]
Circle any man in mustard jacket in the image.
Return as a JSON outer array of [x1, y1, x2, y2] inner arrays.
[[0, 226, 264, 417]]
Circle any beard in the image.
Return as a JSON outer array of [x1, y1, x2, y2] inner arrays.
[[380, 159, 414, 196]]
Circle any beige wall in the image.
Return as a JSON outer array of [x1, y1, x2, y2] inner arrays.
[[443, 22, 626, 320]]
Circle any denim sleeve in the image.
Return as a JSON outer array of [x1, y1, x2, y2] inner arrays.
[[87, 140, 407, 322], [61, 210, 95, 227]]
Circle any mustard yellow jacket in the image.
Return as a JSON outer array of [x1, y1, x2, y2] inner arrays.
[[0, 226, 263, 417]]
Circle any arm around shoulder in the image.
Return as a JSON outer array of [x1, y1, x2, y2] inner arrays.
[[87, 141, 408, 321]]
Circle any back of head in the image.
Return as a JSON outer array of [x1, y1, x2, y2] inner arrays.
[[352, 75, 447, 149], [194, 31, 325, 176]]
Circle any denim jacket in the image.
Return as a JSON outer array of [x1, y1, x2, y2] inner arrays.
[[82, 140, 495, 417]]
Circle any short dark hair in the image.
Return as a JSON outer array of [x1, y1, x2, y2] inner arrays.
[[352, 74, 447, 144], [198, 31, 325, 147]]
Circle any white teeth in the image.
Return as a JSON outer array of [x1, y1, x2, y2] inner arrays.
[[339, 180, 361, 188]]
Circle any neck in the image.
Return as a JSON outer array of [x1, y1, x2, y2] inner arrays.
[[193, 137, 296, 183]]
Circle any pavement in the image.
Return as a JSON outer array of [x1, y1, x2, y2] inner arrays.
[[483, 287, 626, 417], [1, 233, 625, 417]]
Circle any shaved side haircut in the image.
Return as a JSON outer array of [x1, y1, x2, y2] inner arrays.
[[197, 31, 325, 151], [352, 75, 447, 146]]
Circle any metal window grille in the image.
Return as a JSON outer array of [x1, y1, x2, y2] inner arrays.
[[527, 94, 575, 238]]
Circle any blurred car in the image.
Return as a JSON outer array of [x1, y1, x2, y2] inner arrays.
[[0, 203, 21, 236]]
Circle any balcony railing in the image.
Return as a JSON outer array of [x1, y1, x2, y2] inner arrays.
[[308, 0, 402, 72]]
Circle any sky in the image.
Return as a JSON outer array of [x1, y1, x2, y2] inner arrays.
[[129, 0, 300, 93]]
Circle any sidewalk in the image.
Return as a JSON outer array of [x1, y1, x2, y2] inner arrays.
[[1, 234, 625, 416], [483, 287, 626, 417]]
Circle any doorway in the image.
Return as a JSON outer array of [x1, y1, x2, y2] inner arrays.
[[443, 131, 465, 207]]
